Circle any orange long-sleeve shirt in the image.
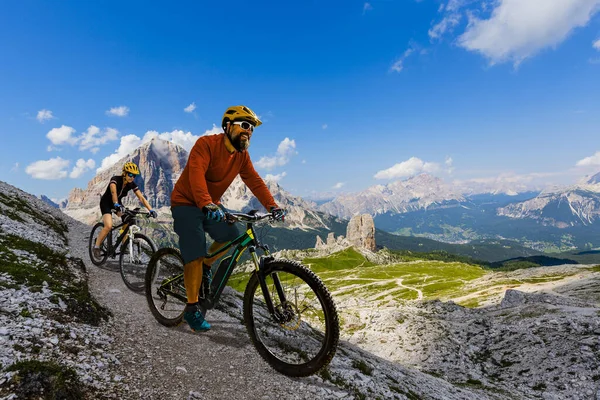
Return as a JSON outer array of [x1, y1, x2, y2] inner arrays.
[[171, 133, 278, 211]]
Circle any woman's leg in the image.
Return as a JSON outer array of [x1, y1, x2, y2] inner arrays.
[[95, 213, 113, 247]]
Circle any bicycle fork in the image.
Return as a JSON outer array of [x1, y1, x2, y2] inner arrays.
[[127, 224, 141, 263], [251, 247, 290, 324]]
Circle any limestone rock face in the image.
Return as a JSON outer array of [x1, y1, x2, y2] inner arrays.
[[315, 235, 325, 249], [63, 138, 188, 224], [346, 214, 376, 251]]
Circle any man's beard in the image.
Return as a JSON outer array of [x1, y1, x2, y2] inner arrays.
[[230, 133, 250, 152]]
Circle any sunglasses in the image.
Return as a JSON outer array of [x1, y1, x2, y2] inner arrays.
[[126, 172, 137, 178], [231, 121, 255, 132]]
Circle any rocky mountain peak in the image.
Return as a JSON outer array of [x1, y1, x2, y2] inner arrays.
[[587, 171, 600, 185], [319, 173, 464, 219], [63, 138, 189, 223]]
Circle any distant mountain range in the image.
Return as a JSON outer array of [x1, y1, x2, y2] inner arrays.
[[56, 138, 600, 259]]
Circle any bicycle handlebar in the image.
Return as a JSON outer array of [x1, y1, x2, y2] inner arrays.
[[225, 211, 273, 223], [113, 207, 152, 218]]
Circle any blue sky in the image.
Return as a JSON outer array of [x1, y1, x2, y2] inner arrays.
[[1, 0, 600, 201]]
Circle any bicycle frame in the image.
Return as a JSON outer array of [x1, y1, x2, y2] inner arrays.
[[105, 210, 144, 258], [160, 213, 288, 319]]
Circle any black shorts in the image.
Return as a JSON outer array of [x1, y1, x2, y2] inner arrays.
[[171, 205, 240, 264], [100, 199, 114, 216]]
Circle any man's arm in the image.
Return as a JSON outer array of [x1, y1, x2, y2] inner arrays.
[[188, 139, 214, 209], [239, 155, 278, 211]]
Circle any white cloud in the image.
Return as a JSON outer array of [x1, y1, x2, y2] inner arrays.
[[255, 138, 298, 170], [374, 157, 440, 179], [97, 125, 220, 172], [25, 157, 69, 180], [97, 135, 143, 172], [302, 159, 306, 164], [322, 124, 328, 130], [265, 172, 287, 182], [79, 126, 119, 151], [184, 102, 197, 113], [106, 106, 130, 117], [593, 38, 600, 50], [10, 162, 19, 172], [46, 125, 118, 151], [36, 109, 55, 123], [363, 2, 373, 14], [453, 171, 558, 193], [46, 125, 77, 146], [576, 151, 600, 167], [445, 156, 455, 174], [332, 182, 345, 189], [390, 45, 417, 73], [203, 124, 222, 136], [143, 129, 201, 152], [458, 0, 600, 65], [70, 158, 95, 178], [429, 13, 461, 40]]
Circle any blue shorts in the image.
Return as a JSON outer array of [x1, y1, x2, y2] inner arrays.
[[171, 205, 240, 264]]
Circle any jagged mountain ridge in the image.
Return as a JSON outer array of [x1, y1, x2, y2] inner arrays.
[[319, 173, 465, 219], [498, 186, 600, 227]]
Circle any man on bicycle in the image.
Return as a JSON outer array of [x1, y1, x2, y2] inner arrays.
[[171, 105, 285, 332], [93, 161, 158, 259]]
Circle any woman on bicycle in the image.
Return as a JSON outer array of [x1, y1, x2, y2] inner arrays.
[[92, 161, 157, 259]]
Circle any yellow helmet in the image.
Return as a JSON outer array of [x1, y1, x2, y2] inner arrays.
[[122, 162, 140, 175], [222, 105, 262, 129]]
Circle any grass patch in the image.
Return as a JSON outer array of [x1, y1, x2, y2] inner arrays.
[[6, 360, 84, 400], [351, 359, 373, 376], [304, 248, 376, 274], [586, 265, 600, 272]]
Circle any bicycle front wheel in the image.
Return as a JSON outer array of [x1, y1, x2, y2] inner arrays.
[[119, 233, 156, 292], [243, 259, 339, 377], [145, 247, 186, 326], [89, 222, 109, 266]]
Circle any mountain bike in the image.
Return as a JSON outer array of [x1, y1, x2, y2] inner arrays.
[[88, 207, 157, 292], [145, 211, 339, 377]]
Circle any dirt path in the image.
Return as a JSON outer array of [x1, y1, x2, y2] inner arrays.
[[68, 220, 349, 400]]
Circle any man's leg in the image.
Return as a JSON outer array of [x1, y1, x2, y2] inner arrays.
[[184, 258, 204, 304], [199, 241, 228, 298], [172, 206, 211, 332]]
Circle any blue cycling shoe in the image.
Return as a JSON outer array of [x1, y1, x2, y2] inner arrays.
[[183, 304, 211, 332]]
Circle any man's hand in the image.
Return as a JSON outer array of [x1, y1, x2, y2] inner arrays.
[[114, 203, 125, 214], [149, 209, 158, 218], [203, 203, 225, 222], [270, 207, 286, 222]]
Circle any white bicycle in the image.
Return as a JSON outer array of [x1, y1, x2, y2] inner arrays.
[[88, 207, 157, 292]]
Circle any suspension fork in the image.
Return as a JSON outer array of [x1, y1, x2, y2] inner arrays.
[[252, 247, 288, 320]]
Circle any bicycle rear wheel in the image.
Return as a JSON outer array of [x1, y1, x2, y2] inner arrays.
[[145, 247, 186, 326], [243, 259, 339, 377], [120, 233, 156, 292], [89, 222, 109, 266]]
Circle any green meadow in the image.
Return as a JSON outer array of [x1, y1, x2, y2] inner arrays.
[[227, 247, 594, 308]]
